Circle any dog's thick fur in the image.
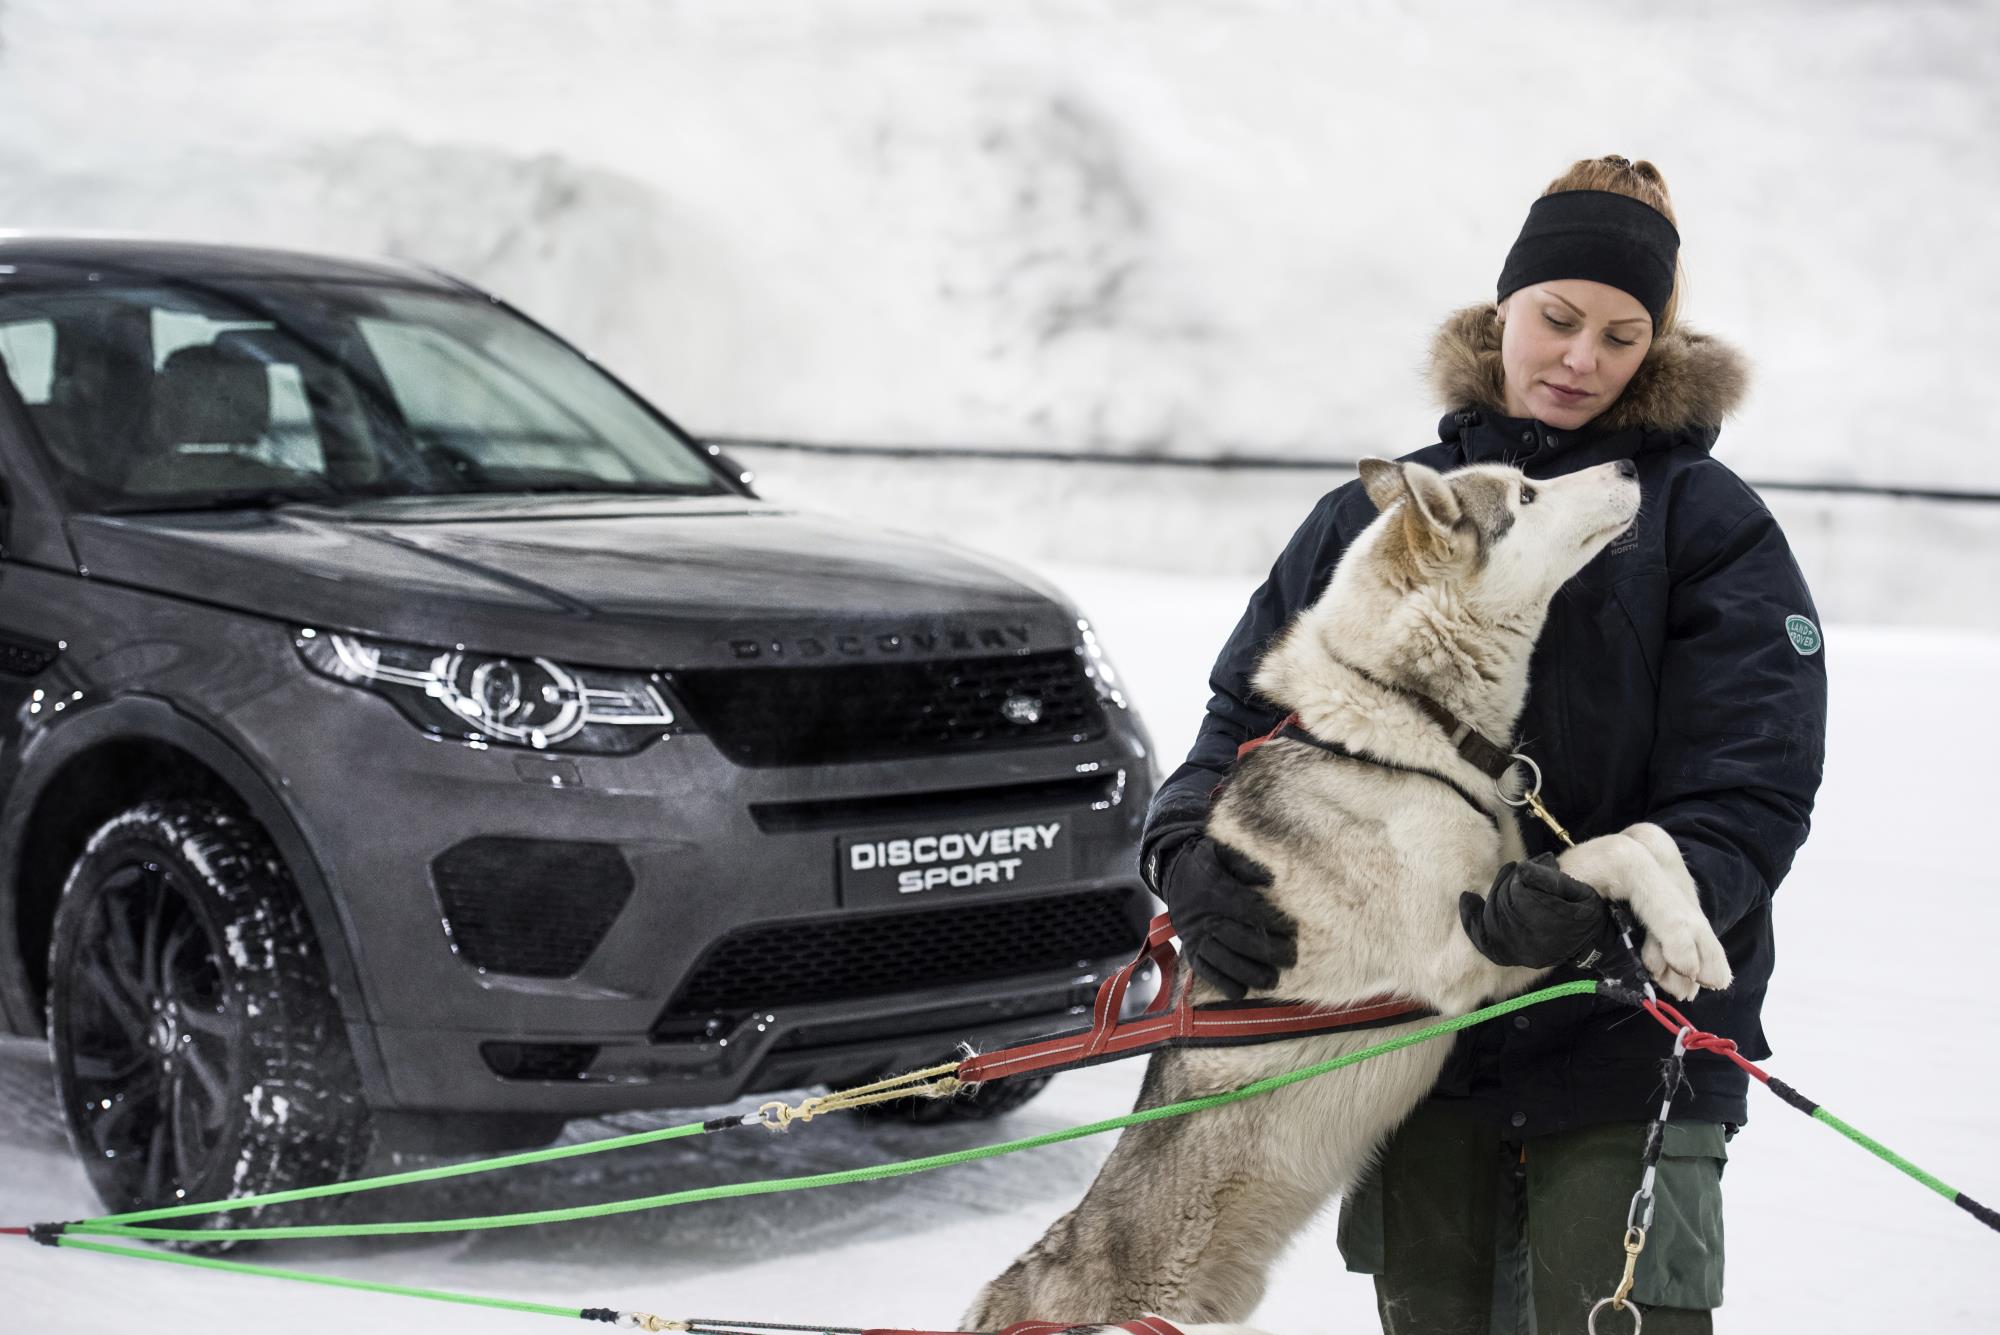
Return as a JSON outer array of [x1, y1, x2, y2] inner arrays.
[[963, 316, 1745, 1335]]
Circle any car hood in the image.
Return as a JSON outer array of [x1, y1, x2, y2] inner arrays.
[[66, 496, 1082, 668]]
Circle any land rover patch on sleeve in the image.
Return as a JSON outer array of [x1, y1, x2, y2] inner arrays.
[[1785, 614, 1822, 656]]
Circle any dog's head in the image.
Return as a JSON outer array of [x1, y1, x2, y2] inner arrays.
[[1253, 458, 1640, 712], [1354, 457, 1640, 614]]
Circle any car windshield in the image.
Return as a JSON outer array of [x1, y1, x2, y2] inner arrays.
[[0, 278, 728, 511]]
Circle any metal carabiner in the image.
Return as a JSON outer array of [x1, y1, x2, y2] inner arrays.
[[1588, 1224, 1649, 1331], [1495, 751, 1544, 807], [1587, 1296, 1643, 1334], [1496, 751, 1577, 847]]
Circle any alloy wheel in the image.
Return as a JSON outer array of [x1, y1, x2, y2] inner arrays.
[[61, 857, 243, 1210]]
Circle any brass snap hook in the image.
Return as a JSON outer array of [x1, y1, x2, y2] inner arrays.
[[1496, 751, 1575, 847]]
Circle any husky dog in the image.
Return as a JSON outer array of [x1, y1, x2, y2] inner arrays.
[[964, 457, 1732, 1335]]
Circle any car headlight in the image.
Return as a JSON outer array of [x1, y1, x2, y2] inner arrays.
[[1076, 618, 1129, 711], [295, 629, 677, 754]]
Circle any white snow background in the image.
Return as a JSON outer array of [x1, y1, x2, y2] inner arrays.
[[2, 1, 1998, 1331]]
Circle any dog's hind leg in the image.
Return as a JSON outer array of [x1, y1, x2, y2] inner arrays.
[[963, 1050, 1314, 1328], [965, 1038, 1454, 1329], [964, 1089, 1337, 1328], [1146, 1036, 1460, 1322]]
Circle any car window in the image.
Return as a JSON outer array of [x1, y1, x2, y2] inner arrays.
[[152, 308, 268, 370], [126, 309, 324, 493], [0, 281, 724, 511], [0, 318, 55, 404], [360, 319, 641, 484]]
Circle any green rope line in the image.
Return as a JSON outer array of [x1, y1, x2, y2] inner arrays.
[[67, 980, 1599, 1243], [89, 1115, 715, 1226], [1809, 1105, 1955, 1199], [53, 1236, 587, 1320], [1608, 990, 2000, 1237]]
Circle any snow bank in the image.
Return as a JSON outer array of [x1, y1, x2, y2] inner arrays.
[[0, 0, 1992, 624], [0, 0, 1994, 491]]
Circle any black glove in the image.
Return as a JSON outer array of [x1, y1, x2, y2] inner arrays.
[[1158, 835, 1298, 1000], [1458, 853, 1611, 969]]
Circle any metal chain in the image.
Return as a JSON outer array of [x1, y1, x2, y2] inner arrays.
[[1501, 752, 1681, 1332]]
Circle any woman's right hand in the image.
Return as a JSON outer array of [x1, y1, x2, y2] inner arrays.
[[1159, 836, 1299, 1000]]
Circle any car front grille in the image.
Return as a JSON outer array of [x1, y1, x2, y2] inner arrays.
[[655, 887, 1145, 1025], [480, 1042, 600, 1081], [670, 650, 1110, 767], [766, 988, 1097, 1053], [431, 838, 636, 978]]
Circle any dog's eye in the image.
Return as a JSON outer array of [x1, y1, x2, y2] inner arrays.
[[1519, 486, 1538, 506]]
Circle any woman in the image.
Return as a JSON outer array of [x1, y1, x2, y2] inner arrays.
[[1140, 156, 1827, 1332]]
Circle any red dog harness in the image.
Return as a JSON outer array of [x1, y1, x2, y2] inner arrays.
[[956, 912, 1430, 1086]]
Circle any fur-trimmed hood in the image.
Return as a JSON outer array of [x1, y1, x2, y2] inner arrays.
[[1427, 303, 1750, 436]]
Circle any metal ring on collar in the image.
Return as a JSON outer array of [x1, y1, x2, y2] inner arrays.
[[1588, 1297, 1643, 1334], [1496, 751, 1543, 806]]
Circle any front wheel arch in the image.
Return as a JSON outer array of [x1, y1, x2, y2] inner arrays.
[[47, 798, 371, 1220], [0, 698, 370, 1056]]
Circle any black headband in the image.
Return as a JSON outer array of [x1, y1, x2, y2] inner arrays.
[[1495, 189, 1680, 325]]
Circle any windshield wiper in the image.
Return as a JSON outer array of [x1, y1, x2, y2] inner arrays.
[[100, 487, 351, 515], [448, 481, 725, 498]]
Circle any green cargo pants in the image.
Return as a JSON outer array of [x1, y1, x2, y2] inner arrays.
[[1337, 1103, 1728, 1334]]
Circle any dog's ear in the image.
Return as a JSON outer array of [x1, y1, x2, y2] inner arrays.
[[1358, 458, 1405, 513], [1402, 463, 1462, 535]]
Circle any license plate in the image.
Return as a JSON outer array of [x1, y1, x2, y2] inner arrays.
[[838, 818, 1074, 904]]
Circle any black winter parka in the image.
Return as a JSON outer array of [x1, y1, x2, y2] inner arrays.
[[1140, 307, 1828, 1134]]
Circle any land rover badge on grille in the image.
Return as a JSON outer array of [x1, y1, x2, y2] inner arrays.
[[1001, 694, 1044, 725]]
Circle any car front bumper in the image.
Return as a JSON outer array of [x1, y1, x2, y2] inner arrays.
[[224, 656, 1157, 1115]]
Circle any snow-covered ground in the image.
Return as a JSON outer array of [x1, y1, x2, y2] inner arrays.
[[4, 562, 1995, 1334]]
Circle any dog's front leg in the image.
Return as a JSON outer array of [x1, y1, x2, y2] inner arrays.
[[1557, 823, 1732, 1000]]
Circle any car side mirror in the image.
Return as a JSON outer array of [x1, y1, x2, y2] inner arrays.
[[703, 444, 759, 498]]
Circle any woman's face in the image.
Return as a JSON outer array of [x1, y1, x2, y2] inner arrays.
[[1498, 279, 1653, 429]]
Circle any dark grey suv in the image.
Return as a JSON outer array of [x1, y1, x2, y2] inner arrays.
[[0, 236, 1156, 1217]]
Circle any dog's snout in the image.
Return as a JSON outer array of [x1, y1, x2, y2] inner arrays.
[[1615, 459, 1637, 480]]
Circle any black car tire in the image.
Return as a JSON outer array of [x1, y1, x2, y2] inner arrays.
[[858, 1071, 1054, 1124], [47, 799, 369, 1228]]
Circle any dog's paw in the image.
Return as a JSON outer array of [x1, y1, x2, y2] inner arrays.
[[1639, 935, 1698, 1002], [1636, 902, 1732, 1000], [1559, 825, 1731, 998]]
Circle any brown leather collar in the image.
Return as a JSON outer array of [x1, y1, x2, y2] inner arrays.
[[1331, 658, 1516, 781]]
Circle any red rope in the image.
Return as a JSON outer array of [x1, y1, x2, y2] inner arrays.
[[1637, 996, 1772, 1084], [1236, 712, 1300, 759]]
